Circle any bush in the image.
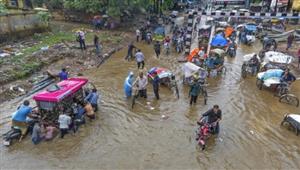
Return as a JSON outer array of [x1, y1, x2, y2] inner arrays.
[[0, 2, 8, 14], [37, 11, 51, 23]]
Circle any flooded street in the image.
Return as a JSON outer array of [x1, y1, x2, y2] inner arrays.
[[1, 21, 300, 169]]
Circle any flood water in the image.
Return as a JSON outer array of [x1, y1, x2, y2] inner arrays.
[[1, 19, 300, 169]]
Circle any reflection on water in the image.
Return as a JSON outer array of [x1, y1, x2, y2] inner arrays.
[[0, 34, 300, 169]]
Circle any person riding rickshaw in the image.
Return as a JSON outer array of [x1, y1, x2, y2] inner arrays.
[[241, 23, 257, 45], [256, 68, 299, 107], [205, 49, 226, 77]]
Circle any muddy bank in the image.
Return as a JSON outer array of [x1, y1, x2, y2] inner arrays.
[[0, 25, 135, 104]]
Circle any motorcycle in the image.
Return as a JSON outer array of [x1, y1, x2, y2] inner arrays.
[[2, 127, 22, 146], [226, 46, 236, 57], [3, 112, 39, 146], [196, 118, 216, 150]]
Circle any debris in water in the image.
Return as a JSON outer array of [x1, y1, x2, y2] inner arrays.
[[147, 102, 151, 105], [218, 137, 223, 142], [161, 115, 169, 120], [0, 53, 10, 58], [41, 46, 49, 51], [250, 130, 254, 135], [150, 107, 155, 110]]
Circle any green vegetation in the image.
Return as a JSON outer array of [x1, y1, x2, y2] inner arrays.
[[32, 0, 175, 17], [0, 1, 8, 14], [37, 11, 51, 25]]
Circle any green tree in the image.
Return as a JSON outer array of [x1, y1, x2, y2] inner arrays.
[[0, 1, 8, 14]]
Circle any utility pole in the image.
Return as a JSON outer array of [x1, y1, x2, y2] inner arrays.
[[275, 0, 278, 12]]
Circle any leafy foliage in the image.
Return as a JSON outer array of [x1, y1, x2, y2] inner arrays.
[[34, 0, 171, 17], [37, 11, 51, 23], [0, 1, 8, 14]]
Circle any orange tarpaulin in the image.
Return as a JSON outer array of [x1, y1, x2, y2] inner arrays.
[[225, 26, 234, 38], [187, 48, 200, 62]]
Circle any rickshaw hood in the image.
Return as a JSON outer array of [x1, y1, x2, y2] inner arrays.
[[33, 77, 88, 102]]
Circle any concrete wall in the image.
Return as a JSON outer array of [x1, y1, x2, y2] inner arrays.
[[0, 11, 48, 43]]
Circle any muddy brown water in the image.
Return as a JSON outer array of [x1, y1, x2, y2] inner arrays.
[[1, 23, 300, 169]]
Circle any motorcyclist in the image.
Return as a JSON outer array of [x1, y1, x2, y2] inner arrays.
[[227, 40, 236, 57], [249, 54, 260, 75], [198, 105, 222, 134]]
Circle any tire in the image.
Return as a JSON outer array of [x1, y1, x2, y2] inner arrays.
[[203, 90, 208, 105], [279, 94, 299, 107], [256, 79, 263, 90], [280, 120, 286, 126], [175, 85, 180, 99], [241, 64, 247, 78], [221, 66, 227, 75]]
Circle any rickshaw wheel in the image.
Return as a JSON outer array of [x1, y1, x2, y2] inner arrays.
[[221, 66, 227, 75], [256, 79, 263, 90], [203, 91, 208, 105], [175, 85, 180, 99], [241, 64, 247, 78], [279, 94, 299, 107]]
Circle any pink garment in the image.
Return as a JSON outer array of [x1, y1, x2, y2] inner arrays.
[[45, 126, 56, 140]]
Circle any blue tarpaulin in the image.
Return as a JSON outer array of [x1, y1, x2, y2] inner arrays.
[[245, 24, 257, 32], [211, 34, 228, 47], [154, 27, 165, 35]]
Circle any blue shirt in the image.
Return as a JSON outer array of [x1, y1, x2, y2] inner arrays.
[[59, 71, 68, 81], [152, 76, 160, 89], [85, 92, 99, 105], [12, 105, 32, 122]]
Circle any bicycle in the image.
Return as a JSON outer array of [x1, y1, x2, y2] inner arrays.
[[276, 82, 299, 107]]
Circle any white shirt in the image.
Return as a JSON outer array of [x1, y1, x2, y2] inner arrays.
[[135, 76, 148, 90], [58, 114, 71, 129], [79, 31, 85, 40], [135, 52, 145, 62], [136, 29, 140, 36]]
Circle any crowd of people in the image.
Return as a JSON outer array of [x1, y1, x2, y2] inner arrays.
[[11, 82, 100, 145]]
